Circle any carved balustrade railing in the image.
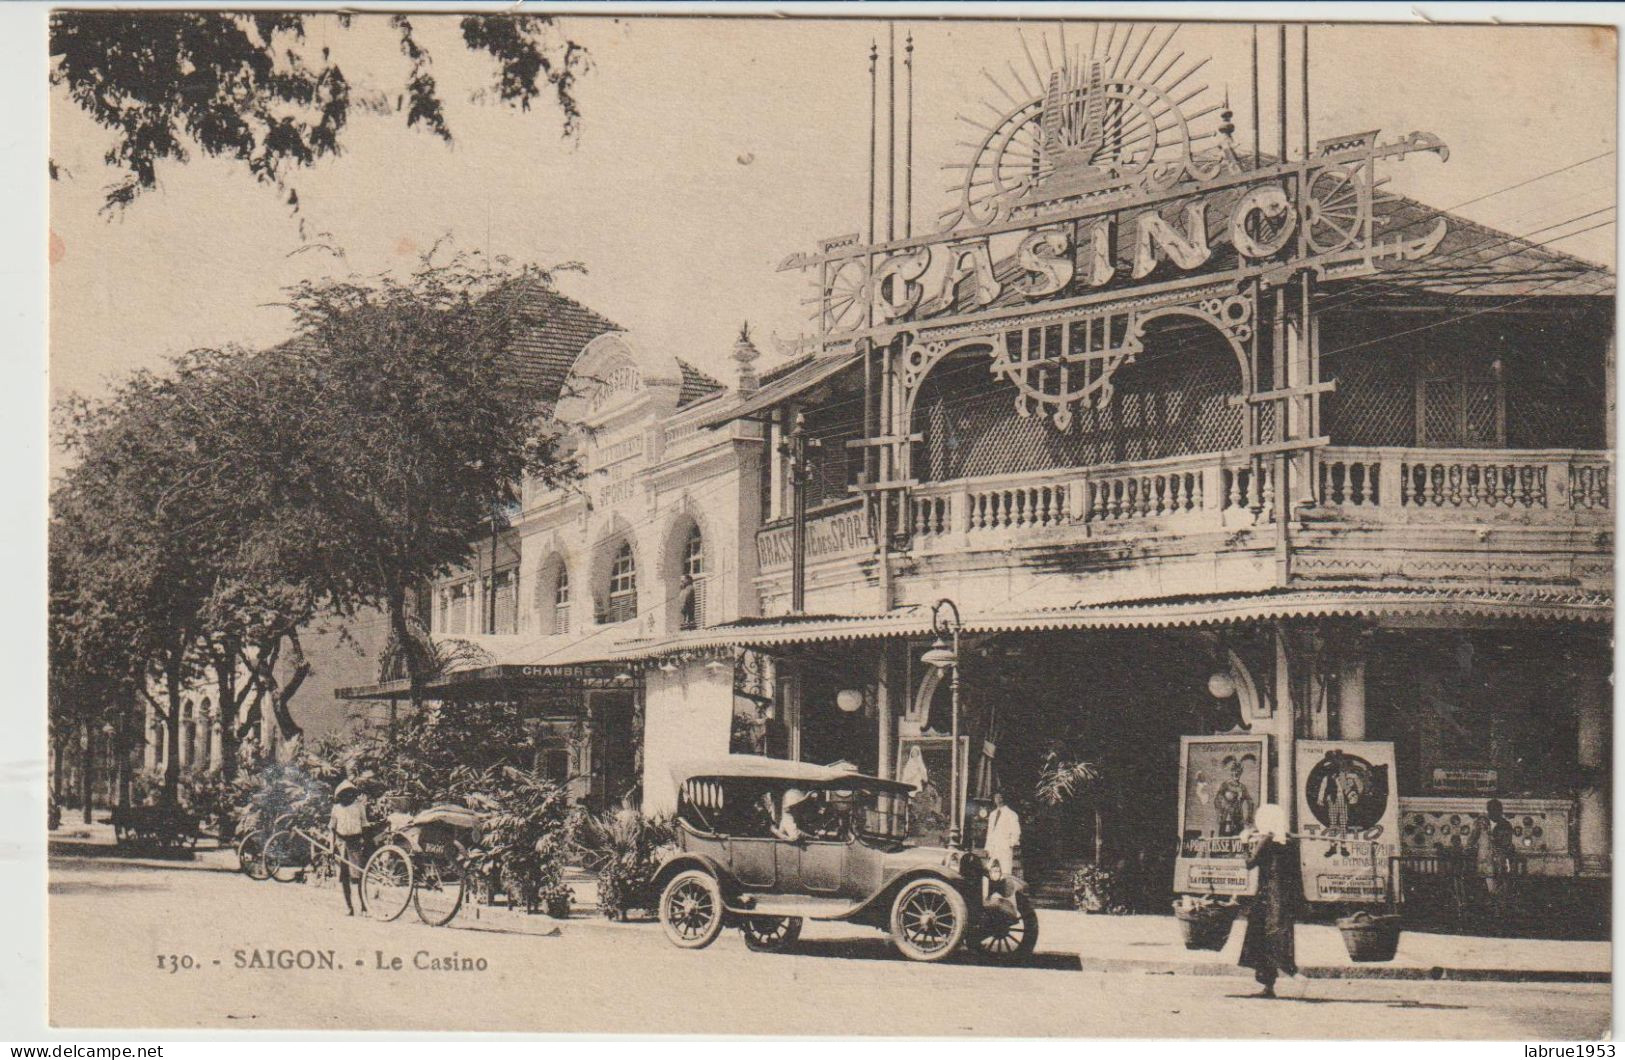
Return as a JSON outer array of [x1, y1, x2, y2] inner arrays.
[[1317, 447, 1612, 521], [907, 451, 1276, 544], [901, 447, 1611, 549]]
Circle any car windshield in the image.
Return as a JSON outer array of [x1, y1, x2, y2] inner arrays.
[[853, 788, 910, 842]]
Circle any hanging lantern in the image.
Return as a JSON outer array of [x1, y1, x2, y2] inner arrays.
[[836, 689, 865, 713], [1207, 671, 1237, 699]]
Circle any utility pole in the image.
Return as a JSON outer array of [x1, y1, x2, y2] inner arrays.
[[780, 412, 820, 614]]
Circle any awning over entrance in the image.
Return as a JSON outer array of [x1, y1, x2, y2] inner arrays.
[[696, 348, 862, 428], [614, 586, 1613, 656], [335, 629, 636, 701]]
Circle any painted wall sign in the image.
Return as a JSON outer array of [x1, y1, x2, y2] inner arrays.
[[756, 503, 874, 570], [1295, 740, 1400, 903], [1173, 734, 1269, 896], [1430, 766, 1499, 793]]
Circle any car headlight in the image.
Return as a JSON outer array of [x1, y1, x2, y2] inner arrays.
[[986, 857, 1004, 882]]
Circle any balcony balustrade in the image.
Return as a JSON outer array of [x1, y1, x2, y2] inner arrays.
[[900, 447, 1610, 549]]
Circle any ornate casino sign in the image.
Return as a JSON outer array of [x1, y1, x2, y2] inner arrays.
[[778, 25, 1450, 432]]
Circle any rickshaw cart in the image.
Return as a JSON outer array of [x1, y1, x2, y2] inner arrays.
[[362, 804, 484, 926]]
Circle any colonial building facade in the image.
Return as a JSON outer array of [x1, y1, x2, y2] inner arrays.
[[337, 315, 770, 813], [614, 27, 1614, 916]]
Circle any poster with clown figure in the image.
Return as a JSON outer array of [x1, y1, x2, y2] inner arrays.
[[1296, 740, 1400, 902], [1173, 734, 1268, 896]]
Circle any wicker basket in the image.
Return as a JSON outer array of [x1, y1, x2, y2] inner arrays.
[[1173, 901, 1237, 951], [1337, 911, 1403, 962]]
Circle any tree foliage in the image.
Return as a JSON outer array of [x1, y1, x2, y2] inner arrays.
[[49, 254, 586, 801], [252, 255, 582, 709], [50, 12, 589, 212]]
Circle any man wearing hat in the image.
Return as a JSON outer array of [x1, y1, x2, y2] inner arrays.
[[329, 780, 372, 915]]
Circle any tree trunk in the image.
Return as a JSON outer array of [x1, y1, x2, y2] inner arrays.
[[80, 719, 92, 824], [116, 703, 132, 809], [389, 583, 429, 715], [52, 739, 64, 801], [214, 651, 239, 784], [163, 657, 183, 805], [269, 627, 309, 745]]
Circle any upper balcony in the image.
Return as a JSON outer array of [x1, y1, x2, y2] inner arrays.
[[754, 445, 1612, 615]]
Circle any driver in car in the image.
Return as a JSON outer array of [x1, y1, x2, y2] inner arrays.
[[772, 787, 813, 841]]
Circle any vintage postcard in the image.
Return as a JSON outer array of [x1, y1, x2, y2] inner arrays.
[[43, 7, 1614, 1039]]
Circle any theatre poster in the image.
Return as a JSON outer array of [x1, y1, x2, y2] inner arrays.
[[1296, 740, 1401, 903], [1173, 734, 1268, 896]]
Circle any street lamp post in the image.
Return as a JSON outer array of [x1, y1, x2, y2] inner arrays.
[[921, 599, 963, 846]]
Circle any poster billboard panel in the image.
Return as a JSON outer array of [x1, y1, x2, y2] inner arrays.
[[1172, 734, 1268, 896], [1296, 740, 1400, 903]]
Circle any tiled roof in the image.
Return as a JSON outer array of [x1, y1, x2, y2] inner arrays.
[[483, 277, 622, 402], [676, 359, 726, 407]]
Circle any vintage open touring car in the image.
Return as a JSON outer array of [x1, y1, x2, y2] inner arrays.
[[652, 756, 1038, 962]]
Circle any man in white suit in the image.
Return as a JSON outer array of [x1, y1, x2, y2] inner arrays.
[[985, 791, 1022, 879]]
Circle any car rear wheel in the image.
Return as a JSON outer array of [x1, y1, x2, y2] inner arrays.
[[974, 892, 1039, 961], [741, 916, 802, 952], [890, 878, 968, 962], [660, 870, 724, 950]]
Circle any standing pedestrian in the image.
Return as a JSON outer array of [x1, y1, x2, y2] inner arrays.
[[329, 780, 371, 916], [1239, 803, 1299, 998], [1472, 798, 1517, 922], [985, 790, 1023, 880]]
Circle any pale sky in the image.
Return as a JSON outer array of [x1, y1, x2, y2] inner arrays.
[[49, 16, 1617, 410]]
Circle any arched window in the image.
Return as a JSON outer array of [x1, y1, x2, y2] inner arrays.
[[181, 700, 196, 768], [552, 565, 571, 635], [199, 698, 213, 766], [606, 542, 638, 622], [679, 525, 706, 630]]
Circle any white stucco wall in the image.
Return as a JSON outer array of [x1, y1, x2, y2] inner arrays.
[[640, 662, 734, 815]]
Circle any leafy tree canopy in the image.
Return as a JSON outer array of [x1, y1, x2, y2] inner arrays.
[[50, 12, 588, 212]]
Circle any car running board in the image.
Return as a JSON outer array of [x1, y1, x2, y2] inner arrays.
[[725, 894, 861, 921]]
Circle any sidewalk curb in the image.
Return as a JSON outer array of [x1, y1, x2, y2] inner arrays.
[[1075, 956, 1611, 984]]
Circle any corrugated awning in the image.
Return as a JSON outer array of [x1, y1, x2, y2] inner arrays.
[[697, 348, 862, 428], [614, 586, 1613, 656], [335, 627, 637, 700]]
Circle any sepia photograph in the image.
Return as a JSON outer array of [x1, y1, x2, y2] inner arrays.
[[29, 3, 1618, 1042]]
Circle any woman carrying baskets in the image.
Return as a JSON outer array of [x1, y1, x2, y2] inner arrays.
[[1239, 804, 1300, 998]]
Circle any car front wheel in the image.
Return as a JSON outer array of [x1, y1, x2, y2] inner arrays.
[[660, 869, 725, 950], [741, 916, 802, 952], [889, 878, 968, 962], [974, 892, 1039, 961]]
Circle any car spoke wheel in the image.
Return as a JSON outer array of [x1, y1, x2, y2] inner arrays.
[[362, 846, 414, 922], [975, 893, 1040, 961], [659, 870, 724, 950], [413, 852, 467, 927], [741, 916, 802, 953], [890, 878, 969, 962]]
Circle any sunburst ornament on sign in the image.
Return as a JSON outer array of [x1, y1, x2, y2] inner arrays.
[[942, 23, 1231, 231]]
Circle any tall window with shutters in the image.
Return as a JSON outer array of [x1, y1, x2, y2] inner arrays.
[[552, 565, 571, 635], [606, 542, 638, 623], [679, 524, 706, 630]]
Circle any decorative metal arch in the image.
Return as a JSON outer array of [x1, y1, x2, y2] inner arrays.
[[900, 289, 1256, 433]]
